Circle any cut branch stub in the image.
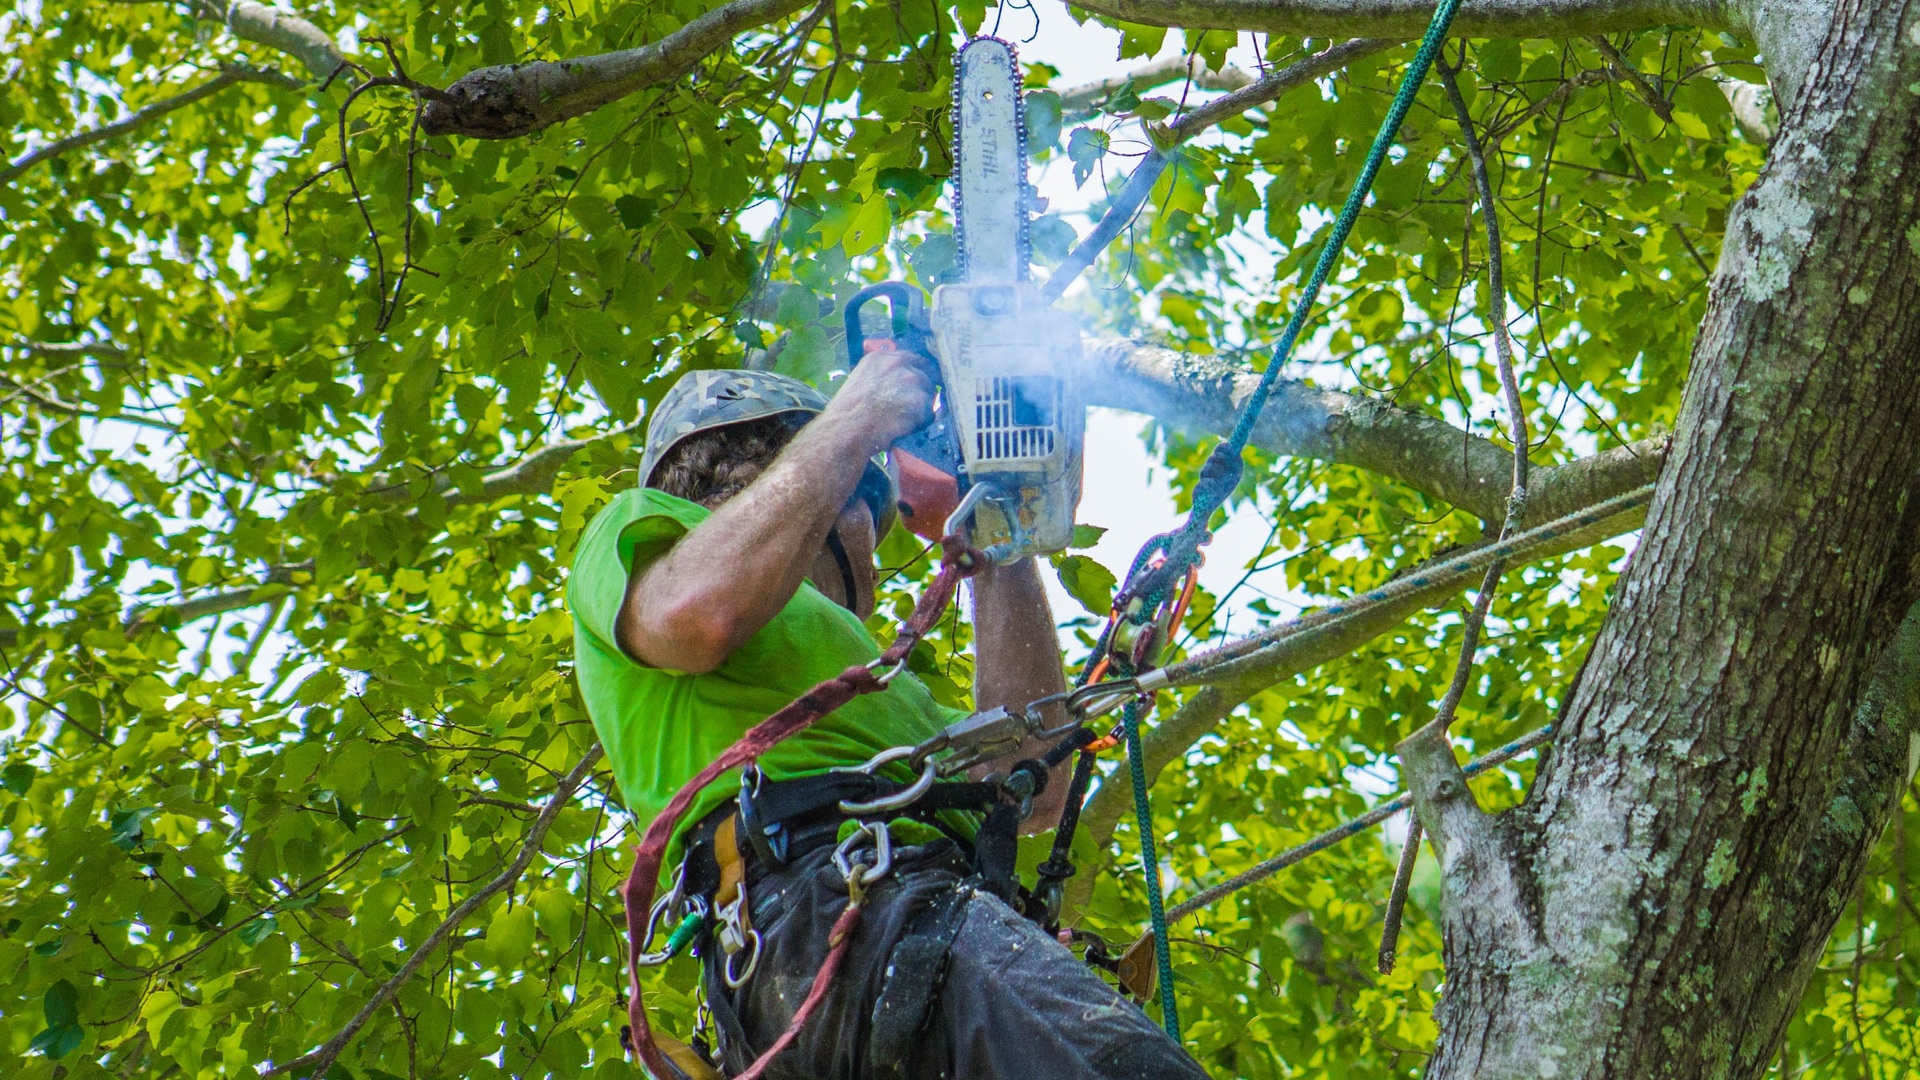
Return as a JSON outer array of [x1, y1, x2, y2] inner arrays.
[[420, 0, 814, 139]]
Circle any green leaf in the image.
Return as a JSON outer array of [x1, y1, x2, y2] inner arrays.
[[1051, 554, 1118, 616], [1030, 216, 1077, 264], [910, 234, 958, 283], [1070, 524, 1108, 548], [29, 1023, 83, 1060], [1025, 90, 1063, 151], [108, 806, 156, 849], [42, 979, 78, 1028], [1132, 97, 1177, 121], [1066, 127, 1110, 189], [775, 324, 836, 385], [485, 904, 538, 966], [840, 195, 892, 255], [613, 194, 656, 229], [876, 167, 935, 202], [238, 915, 279, 946], [2, 761, 34, 795], [123, 674, 171, 712]]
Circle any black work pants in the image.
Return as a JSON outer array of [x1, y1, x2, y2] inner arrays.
[[702, 837, 1210, 1079]]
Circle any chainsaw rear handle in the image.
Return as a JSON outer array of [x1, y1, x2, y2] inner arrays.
[[843, 282, 933, 365]]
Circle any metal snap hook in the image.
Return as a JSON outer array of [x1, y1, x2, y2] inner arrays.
[[832, 821, 894, 886], [722, 928, 762, 989], [838, 754, 937, 815]]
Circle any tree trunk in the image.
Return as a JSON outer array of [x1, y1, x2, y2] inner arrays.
[[1401, 3, 1920, 1076]]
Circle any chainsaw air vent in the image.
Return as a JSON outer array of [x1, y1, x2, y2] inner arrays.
[[971, 376, 1059, 464]]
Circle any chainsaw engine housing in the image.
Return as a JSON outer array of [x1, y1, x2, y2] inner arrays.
[[931, 282, 1085, 562]]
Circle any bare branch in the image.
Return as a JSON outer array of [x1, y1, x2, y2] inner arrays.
[[264, 746, 603, 1080], [0, 371, 179, 431], [6, 339, 131, 362], [1065, 0, 1733, 40], [1588, 34, 1672, 121], [358, 419, 642, 505], [1162, 38, 1394, 143], [1056, 53, 1255, 121], [419, 0, 814, 139], [1078, 488, 1652, 854], [2, 66, 299, 185], [189, 1, 350, 81], [1044, 39, 1388, 301], [123, 421, 640, 630], [1125, 723, 1554, 944]]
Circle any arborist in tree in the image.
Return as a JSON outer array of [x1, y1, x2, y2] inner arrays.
[[568, 360, 1210, 1078]]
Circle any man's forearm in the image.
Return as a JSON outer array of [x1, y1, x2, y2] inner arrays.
[[970, 558, 1072, 830], [618, 411, 880, 668]]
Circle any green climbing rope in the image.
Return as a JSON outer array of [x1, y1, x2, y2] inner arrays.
[[1116, 0, 1464, 1047], [1121, 700, 1179, 1037]]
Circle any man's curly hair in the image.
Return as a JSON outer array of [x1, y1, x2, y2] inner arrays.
[[647, 415, 802, 509]]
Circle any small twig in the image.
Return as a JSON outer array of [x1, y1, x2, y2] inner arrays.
[[1588, 35, 1672, 122], [1489, 68, 1610, 141], [1140, 725, 1555, 942], [266, 745, 603, 1079], [0, 643, 108, 744], [1380, 53, 1534, 972], [1377, 817, 1422, 973], [281, 161, 343, 237]]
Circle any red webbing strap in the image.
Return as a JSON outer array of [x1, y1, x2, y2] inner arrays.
[[731, 895, 865, 1080], [623, 543, 980, 1079]]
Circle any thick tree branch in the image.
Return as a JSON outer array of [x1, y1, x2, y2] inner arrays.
[[1080, 339, 1665, 525], [188, 1, 349, 81], [1, 66, 299, 185], [1063, 0, 1735, 40], [264, 746, 603, 1079], [419, 0, 815, 139]]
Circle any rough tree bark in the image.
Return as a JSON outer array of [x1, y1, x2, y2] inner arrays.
[[1396, 2, 1920, 1076]]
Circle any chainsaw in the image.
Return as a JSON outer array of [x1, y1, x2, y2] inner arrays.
[[844, 37, 1085, 565]]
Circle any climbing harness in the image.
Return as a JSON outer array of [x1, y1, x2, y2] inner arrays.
[[621, 535, 983, 1079]]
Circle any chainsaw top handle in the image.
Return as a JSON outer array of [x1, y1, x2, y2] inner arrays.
[[843, 282, 933, 364]]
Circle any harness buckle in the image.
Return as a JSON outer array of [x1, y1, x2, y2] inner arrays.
[[717, 887, 763, 989]]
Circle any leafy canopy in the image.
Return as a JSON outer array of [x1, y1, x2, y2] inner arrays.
[[2, 2, 1912, 1078]]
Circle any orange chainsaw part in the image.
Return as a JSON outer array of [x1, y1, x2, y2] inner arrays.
[[894, 449, 962, 541]]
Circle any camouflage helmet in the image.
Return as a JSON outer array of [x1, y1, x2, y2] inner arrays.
[[639, 369, 899, 536]]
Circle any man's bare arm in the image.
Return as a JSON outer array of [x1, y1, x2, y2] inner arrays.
[[616, 351, 935, 673], [971, 559, 1073, 831]]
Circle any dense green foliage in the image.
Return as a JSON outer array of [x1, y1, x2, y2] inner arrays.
[[3, 1, 1914, 1077]]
